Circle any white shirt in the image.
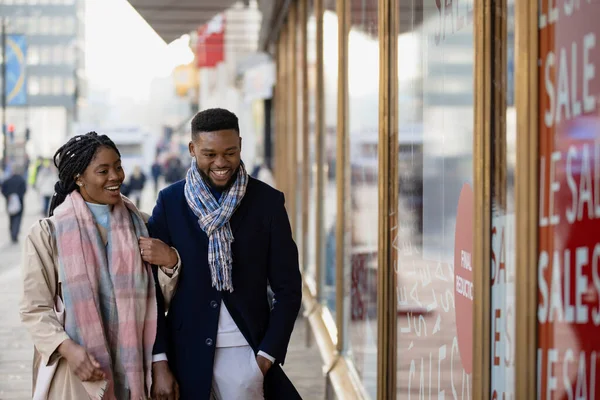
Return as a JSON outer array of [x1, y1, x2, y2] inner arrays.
[[152, 251, 275, 364]]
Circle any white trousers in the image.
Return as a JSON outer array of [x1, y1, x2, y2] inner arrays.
[[211, 345, 265, 400]]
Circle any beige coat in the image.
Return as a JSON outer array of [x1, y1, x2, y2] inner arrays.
[[19, 217, 180, 400]]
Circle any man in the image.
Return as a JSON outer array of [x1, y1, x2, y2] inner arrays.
[[144, 108, 302, 399], [2, 164, 27, 244]]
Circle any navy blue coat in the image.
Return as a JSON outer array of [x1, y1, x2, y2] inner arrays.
[[149, 178, 303, 399]]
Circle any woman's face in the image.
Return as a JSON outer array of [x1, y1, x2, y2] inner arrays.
[[76, 146, 125, 205]]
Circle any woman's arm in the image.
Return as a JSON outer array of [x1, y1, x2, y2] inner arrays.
[[19, 220, 70, 366]]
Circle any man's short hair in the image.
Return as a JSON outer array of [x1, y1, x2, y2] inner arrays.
[[191, 108, 240, 139]]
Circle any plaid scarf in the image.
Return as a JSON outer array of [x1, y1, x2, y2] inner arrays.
[[53, 191, 157, 399], [184, 160, 248, 292]]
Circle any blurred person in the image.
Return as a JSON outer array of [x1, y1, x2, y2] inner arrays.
[[19, 132, 179, 400], [1, 163, 27, 244], [164, 157, 185, 184], [250, 159, 275, 188], [151, 159, 162, 196], [35, 159, 59, 216], [146, 108, 302, 399], [128, 165, 147, 209]]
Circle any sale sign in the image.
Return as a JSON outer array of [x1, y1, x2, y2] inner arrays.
[[537, 1, 600, 399]]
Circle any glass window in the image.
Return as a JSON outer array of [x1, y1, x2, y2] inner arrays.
[[295, 6, 306, 280], [27, 45, 39, 65], [490, 0, 516, 397], [52, 77, 62, 95], [39, 16, 50, 35], [53, 45, 63, 64], [40, 77, 51, 94], [40, 46, 51, 64], [28, 17, 38, 35], [322, 0, 338, 318], [306, 0, 318, 292], [536, 1, 600, 399], [64, 77, 74, 95], [347, 0, 379, 396], [63, 17, 75, 35], [28, 76, 40, 96], [395, 1, 475, 397]]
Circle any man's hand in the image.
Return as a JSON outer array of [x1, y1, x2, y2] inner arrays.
[[256, 355, 273, 377], [58, 339, 105, 382], [139, 237, 178, 267], [152, 360, 179, 400]]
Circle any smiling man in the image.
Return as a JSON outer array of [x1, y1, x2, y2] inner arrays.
[[146, 108, 302, 399]]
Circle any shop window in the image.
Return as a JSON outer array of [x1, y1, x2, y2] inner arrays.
[[306, 0, 318, 293], [322, 0, 338, 320], [347, 0, 379, 396], [395, 0, 475, 397], [537, 1, 600, 398], [490, 0, 516, 397]]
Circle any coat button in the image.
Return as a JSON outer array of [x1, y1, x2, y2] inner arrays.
[[205, 338, 213, 346], [210, 300, 218, 309]]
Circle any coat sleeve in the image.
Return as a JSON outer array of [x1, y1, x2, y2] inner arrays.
[[258, 193, 302, 364], [148, 190, 172, 356], [19, 220, 70, 366]]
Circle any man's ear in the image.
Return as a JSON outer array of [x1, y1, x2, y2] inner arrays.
[[188, 141, 195, 157]]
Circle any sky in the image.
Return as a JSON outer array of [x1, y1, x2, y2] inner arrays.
[[84, 0, 194, 101]]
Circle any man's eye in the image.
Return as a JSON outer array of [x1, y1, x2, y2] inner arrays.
[[205, 154, 215, 158]]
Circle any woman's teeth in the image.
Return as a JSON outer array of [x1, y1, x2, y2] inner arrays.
[[106, 185, 120, 191]]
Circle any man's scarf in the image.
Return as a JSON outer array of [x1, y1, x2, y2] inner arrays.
[[53, 191, 157, 399], [184, 160, 248, 292]]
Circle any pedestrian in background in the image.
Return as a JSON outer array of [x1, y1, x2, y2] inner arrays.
[[128, 165, 147, 209], [19, 132, 178, 400], [35, 159, 58, 216], [1, 164, 27, 244]]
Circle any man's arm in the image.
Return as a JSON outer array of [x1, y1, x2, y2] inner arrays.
[[258, 193, 302, 365], [148, 191, 172, 356]]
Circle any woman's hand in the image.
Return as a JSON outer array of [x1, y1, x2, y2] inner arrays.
[[139, 237, 178, 268], [58, 339, 105, 382]]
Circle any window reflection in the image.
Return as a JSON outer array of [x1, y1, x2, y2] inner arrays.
[[306, 0, 318, 292], [322, 0, 338, 319], [347, 0, 379, 396], [396, 1, 475, 397], [490, 0, 516, 397]]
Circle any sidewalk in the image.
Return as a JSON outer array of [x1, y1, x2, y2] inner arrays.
[[0, 191, 325, 399]]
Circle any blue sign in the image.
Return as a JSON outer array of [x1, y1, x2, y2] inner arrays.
[[5, 35, 27, 106]]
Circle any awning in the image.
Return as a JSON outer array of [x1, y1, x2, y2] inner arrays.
[[127, 0, 239, 44]]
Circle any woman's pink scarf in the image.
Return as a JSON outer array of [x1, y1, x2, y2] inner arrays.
[[53, 191, 157, 399]]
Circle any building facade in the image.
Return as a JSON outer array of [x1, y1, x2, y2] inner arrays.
[[263, 0, 600, 399], [1, 0, 84, 158]]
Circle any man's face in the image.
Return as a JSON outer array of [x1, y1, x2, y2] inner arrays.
[[189, 129, 242, 189]]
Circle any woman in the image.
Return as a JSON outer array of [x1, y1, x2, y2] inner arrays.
[[19, 132, 178, 400]]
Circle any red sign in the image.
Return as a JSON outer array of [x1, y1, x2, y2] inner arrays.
[[196, 14, 225, 68], [454, 182, 474, 374], [537, 1, 600, 398]]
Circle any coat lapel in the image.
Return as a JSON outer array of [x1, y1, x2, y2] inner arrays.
[[229, 180, 253, 236]]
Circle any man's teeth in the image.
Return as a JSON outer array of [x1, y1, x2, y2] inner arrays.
[[213, 170, 228, 177]]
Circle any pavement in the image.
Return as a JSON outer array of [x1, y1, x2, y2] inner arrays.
[[0, 189, 325, 399]]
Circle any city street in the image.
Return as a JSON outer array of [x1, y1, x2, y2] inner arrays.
[[0, 190, 324, 399]]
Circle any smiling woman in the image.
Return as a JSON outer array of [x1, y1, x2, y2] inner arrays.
[[19, 131, 180, 399], [49, 132, 125, 216]]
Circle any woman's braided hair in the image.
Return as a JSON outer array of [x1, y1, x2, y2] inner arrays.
[[48, 132, 120, 217]]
